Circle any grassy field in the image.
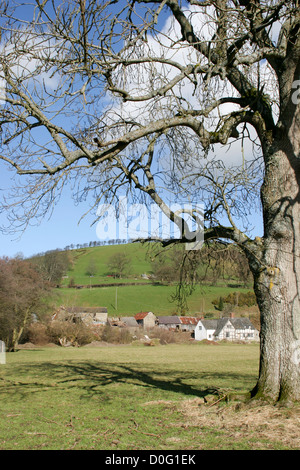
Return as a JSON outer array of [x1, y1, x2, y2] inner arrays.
[[54, 284, 255, 316], [61, 242, 250, 289], [1, 342, 298, 450], [47, 242, 259, 319], [62, 243, 153, 286]]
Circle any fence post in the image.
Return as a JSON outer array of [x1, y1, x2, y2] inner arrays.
[[0, 341, 6, 364]]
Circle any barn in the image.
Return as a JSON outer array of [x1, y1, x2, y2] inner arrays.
[[157, 316, 181, 331], [134, 312, 157, 329]]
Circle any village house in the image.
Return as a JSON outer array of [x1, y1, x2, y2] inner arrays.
[[134, 312, 157, 329], [195, 319, 217, 341], [195, 315, 259, 342]]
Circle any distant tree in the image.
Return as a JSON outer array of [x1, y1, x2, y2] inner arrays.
[[36, 249, 71, 286], [0, 257, 51, 351], [213, 291, 257, 309], [85, 258, 97, 277], [231, 249, 252, 287], [68, 277, 76, 288], [151, 252, 178, 284], [107, 252, 131, 279]]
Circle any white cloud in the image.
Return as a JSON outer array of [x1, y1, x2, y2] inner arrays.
[[0, 30, 60, 93]]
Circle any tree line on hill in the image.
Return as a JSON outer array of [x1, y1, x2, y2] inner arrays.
[[59, 239, 136, 252]]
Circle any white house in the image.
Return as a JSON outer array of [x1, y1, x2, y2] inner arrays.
[[195, 319, 218, 341], [195, 317, 259, 342]]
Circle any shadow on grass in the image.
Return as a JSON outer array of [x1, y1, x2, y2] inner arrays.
[[2, 359, 256, 402]]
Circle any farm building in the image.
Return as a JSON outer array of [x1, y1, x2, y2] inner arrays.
[[195, 316, 259, 342], [134, 312, 157, 329], [107, 316, 139, 332], [121, 317, 139, 331], [157, 316, 181, 330], [53, 306, 108, 326], [107, 317, 122, 327], [178, 317, 199, 333]]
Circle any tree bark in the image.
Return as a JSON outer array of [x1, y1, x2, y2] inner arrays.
[[251, 127, 300, 403]]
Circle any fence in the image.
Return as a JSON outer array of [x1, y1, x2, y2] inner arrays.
[[0, 341, 6, 364]]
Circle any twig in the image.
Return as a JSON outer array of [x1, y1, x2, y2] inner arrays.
[[131, 428, 160, 438], [66, 415, 75, 430], [103, 429, 116, 437], [130, 418, 139, 429], [207, 395, 227, 408]]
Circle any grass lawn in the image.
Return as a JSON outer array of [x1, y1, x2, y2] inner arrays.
[[0, 342, 298, 450]]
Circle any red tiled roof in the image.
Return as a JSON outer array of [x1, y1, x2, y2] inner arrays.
[[134, 312, 149, 320], [179, 317, 199, 325]]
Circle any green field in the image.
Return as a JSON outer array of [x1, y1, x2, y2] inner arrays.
[[55, 284, 253, 316], [62, 243, 154, 286], [53, 242, 256, 317], [1, 342, 298, 450]]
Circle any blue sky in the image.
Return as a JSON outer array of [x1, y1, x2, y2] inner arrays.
[[0, 170, 99, 258], [0, 165, 263, 259], [0, 210, 97, 258], [0, 1, 264, 259]]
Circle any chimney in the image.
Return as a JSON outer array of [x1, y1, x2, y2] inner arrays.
[[230, 312, 234, 319]]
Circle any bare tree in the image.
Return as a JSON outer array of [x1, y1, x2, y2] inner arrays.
[[34, 249, 71, 285], [0, 0, 300, 403], [107, 252, 131, 278], [85, 257, 97, 277], [0, 257, 51, 351]]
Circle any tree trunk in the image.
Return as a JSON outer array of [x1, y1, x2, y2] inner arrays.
[[251, 130, 300, 403], [253, 260, 300, 403], [9, 308, 31, 352]]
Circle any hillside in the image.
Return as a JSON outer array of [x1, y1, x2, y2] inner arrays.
[[49, 242, 259, 324], [63, 242, 153, 286]]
